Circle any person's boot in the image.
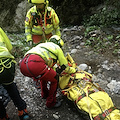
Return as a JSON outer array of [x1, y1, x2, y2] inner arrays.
[[53, 101, 61, 108], [18, 109, 30, 120], [46, 100, 62, 109]]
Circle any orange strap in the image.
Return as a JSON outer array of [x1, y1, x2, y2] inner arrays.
[[75, 90, 95, 104], [94, 107, 116, 120]]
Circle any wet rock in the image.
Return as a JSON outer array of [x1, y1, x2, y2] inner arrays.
[[78, 64, 88, 71], [53, 114, 59, 119], [107, 80, 120, 94], [71, 49, 77, 54]]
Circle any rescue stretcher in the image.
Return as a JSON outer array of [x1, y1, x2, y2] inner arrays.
[[59, 53, 120, 120]]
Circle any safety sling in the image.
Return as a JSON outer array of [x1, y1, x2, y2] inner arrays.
[[0, 58, 15, 73], [20, 54, 49, 80]]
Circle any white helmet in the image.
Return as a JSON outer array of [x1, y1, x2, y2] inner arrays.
[[49, 35, 64, 48]]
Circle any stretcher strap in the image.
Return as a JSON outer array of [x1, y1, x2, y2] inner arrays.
[[94, 107, 117, 120], [75, 90, 95, 104], [86, 88, 93, 120], [67, 77, 75, 87]]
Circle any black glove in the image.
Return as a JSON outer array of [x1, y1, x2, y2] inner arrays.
[[56, 64, 66, 75]]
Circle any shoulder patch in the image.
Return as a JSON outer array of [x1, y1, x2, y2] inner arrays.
[[25, 17, 29, 22], [31, 12, 36, 16]]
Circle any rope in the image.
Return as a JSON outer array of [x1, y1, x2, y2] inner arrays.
[[62, 84, 77, 93], [0, 59, 11, 69], [86, 87, 93, 120], [0, 67, 4, 73], [0, 58, 13, 73]]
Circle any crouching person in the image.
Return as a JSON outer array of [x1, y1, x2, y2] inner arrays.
[[19, 35, 76, 109], [0, 27, 30, 120]]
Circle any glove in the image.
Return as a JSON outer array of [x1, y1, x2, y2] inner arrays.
[[65, 66, 76, 74], [28, 40, 33, 46], [56, 65, 66, 75], [69, 67, 76, 74], [56, 66, 62, 75]]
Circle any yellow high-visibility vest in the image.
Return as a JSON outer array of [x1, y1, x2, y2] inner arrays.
[[0, 27, 14, 59], [25, 42, 76, 74], [25, 6, 61, 42]]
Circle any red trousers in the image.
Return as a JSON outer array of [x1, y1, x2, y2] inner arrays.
[[19, 54, 58, 108], [32, 33, 52, 44]]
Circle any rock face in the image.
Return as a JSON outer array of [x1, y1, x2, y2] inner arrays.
[[51, 0, 104, 25], [0, 0, 119, 32], [0, 0, 31, 32], [0, 0, 23, 32]]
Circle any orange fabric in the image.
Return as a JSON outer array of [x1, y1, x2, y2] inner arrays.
[[45, 33, 52, 39], [18, 109, 28, 116], [18, 110, 23, 116], [32, 33, 52, 44], [32, 35, 43, 43]]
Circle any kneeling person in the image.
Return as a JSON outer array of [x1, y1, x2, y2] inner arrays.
[[19, 35, 76, 109]]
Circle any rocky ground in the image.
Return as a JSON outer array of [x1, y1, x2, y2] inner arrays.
[[4, 26, 120, 120]]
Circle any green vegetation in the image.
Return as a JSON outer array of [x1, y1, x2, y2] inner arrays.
[[83, 6, 119, 27], [82, 1, 120, 57], [83, 26, 120, 56], [83, 0, 120, 27], [6, 33, 30, 60]]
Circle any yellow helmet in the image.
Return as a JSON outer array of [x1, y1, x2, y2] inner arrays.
[[28, 0, 47, 4], [49, 35, 64, 48]]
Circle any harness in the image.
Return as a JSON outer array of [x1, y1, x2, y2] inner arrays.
[[46, 10, 51, 25], [40, 46, 58, 67], [31, 9, 52, 41], [21, 54, 48, 80], [32, 12, 41, 26], [31, 10, 51, 26]]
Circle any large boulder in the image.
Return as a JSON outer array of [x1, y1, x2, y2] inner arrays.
[[0, 0, 31, 32]]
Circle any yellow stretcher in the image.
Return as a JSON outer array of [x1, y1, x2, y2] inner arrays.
[[59, 53, 120, 120]]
